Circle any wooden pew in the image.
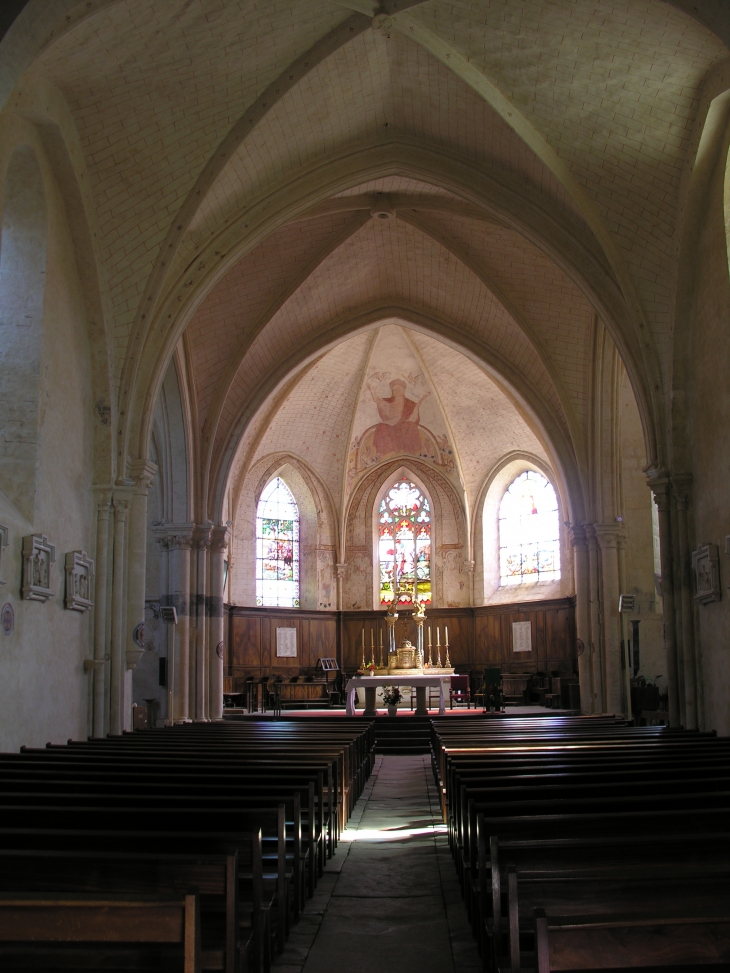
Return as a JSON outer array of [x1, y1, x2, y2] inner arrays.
[[0, 847, 249, 973], [0, 892, 202, 973], [0, 803, 287, 963], [430, 716, 730, 972], [534, 907, 730, 972]]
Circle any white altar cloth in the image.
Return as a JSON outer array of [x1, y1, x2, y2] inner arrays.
[[345, 674, 449, 716]]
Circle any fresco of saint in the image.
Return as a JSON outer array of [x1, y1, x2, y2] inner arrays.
[[367, 378, 430, 456]]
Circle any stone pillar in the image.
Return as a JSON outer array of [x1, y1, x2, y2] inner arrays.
[[464, 559, 475, 608], [569, 525, 592, 714], [193, 524, 212, 721], [209, 524, 230, 721], [594, 525, 624, 716], [673, 473, 697, 729], [165, 526, 194, 722], [584, 525, 604, 711], [126, 462, 157, 673], [155, 534, 170, 724], [92, 490, 112, 737], [335, 562, 346, 610], [110, 493, 131, 735], [648, 475, 680, 727]]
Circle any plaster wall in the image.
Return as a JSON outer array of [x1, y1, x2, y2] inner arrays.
[[687, 138, 730, 735], [0, 119, 94, 751]]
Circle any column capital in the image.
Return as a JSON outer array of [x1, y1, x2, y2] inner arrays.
[[593, 523, 626, 550], [568, 524, 588, 548], [335, 562, 347, 579], [646, 470, 671, 509], [192, 523, 213, 550], [93, 487, 113, 514], [210, 523, 231, 554], [128, 458, 158, 494], [672, 472, 693, 509], [153, 522, 195, 550], [112, 495, 131, 518]]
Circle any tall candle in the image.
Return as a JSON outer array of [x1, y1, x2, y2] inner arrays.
[[361, 628, 365, 649], [436, 627, 440, 646], [428, 626, 432, 647], [445, 626, 449, 645], [370, 628, 374, 650], [379, 628, 383, 648]]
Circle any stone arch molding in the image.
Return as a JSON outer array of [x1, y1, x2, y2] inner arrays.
[[230, 453, 338, 611], [122, 138, 661, 500], [473, 452, 572, 607], [343, 458, 468, 610]]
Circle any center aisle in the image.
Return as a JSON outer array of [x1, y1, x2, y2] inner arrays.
[[274, 754, 481, 973]]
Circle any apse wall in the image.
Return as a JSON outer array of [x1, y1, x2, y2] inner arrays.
[[0, 119, 95, 751]]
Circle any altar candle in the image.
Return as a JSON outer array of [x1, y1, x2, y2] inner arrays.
[[428, 626, 432, 647], [379, 628, 383, 648], [370, 628, 374, 650], [445, 626, 449, 645], [361, 628, 365, 649], [436, 627, 440, 646]]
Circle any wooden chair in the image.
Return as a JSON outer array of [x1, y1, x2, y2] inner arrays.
[[449, 674, 471, 709]]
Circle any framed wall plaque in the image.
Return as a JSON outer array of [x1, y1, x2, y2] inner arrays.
[[276, 627, 297, 657], [512, 620, 532, 653]]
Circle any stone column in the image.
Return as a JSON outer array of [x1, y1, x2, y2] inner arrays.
[[92, 489, 112, 737], [110, 493, 131, 735], [584, 525, 604, 711], [166, 526, 194, 722], [647, 474, 680, 727], [594, 524, 624, 716], [209, 523, 231, 721], [569, 525, 592, 714], [464, 559, 475, 608], [155, 534, 170, 724], [126, 462, 157, 673], [335, 562, 347, 610], [192, 524, 212, 721], [673, 473, 697, 729]]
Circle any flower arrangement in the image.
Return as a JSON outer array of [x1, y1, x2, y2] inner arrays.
[[381, 685, 403, 706]]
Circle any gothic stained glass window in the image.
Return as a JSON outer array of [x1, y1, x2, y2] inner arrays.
[[378, 479, 431, 606], [256, 477, 300, 607], [499, 470, 560, 586]]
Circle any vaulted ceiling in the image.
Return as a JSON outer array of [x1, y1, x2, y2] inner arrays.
[[10, 0, 728, 516]]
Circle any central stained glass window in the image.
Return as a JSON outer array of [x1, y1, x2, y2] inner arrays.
[[256, 477, 299, 607], [379, 479, 431, 606], [498, 470, 560, 586]]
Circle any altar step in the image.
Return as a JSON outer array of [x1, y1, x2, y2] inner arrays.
[[373, 716, 432, 754]]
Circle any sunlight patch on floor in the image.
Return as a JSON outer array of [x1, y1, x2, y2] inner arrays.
[[339, 823, 448, 842]]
